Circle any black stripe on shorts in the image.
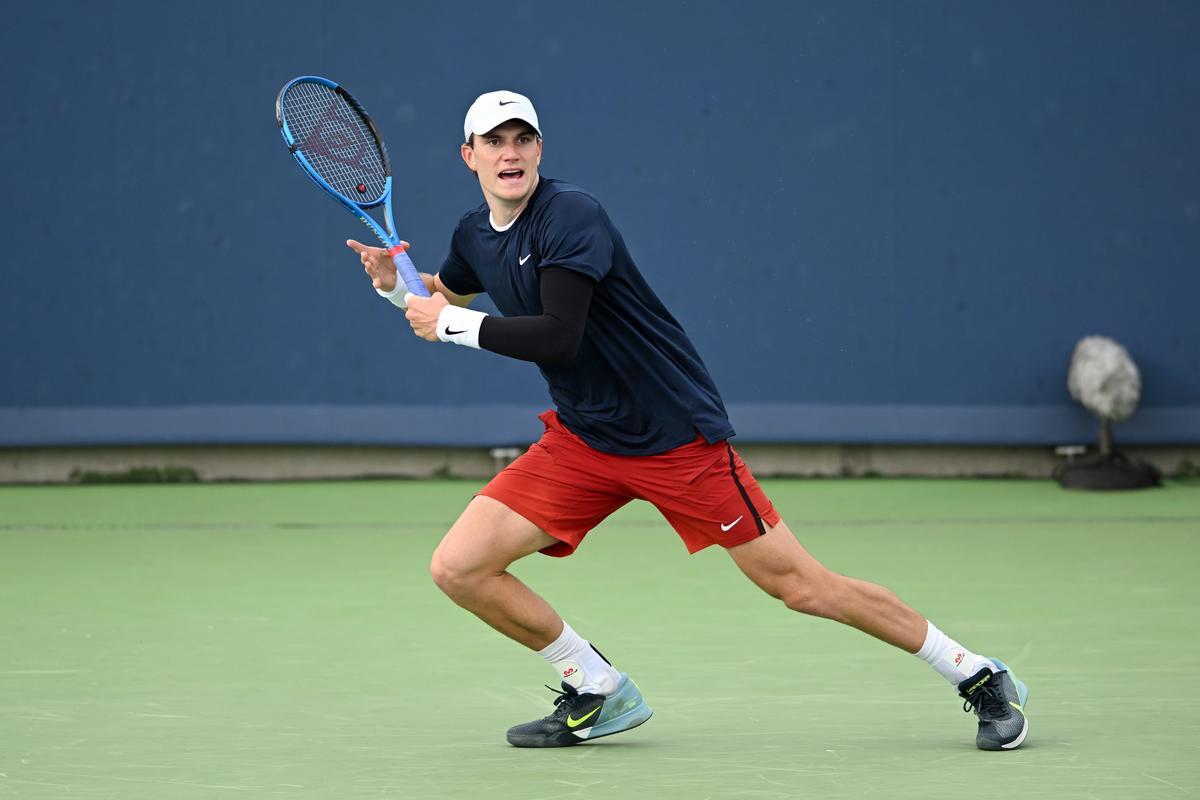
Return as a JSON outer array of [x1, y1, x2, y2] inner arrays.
[[726, 444, 766, 536]]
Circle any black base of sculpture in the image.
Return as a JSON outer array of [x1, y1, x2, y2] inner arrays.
[[1054, 451, 1162, 490]]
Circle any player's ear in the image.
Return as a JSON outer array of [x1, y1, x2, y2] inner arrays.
[[461, 140, 477, 174]]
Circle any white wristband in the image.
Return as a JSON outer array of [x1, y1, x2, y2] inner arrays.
[[376, 282, 407, 310], [436, 304, 488, 349]]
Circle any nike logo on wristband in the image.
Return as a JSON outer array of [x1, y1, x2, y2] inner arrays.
[[437, 306, 487, 350]]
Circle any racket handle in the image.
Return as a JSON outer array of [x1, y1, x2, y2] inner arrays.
[[389, 246, 430, 298]]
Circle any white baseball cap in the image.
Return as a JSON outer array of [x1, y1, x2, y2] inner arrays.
[[463, 90, 541, 144]]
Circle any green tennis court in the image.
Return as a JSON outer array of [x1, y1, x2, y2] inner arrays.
[[2, 478, 1198, 799]]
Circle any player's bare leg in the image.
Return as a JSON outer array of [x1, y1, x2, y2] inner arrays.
[[428, 495, 652, 746], [727, 520, 927, 650], [728, 521, 1029, 749], [429, 494, 563, 649]]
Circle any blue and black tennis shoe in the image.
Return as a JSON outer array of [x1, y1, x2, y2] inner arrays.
[[958, 657, 1030, 750], [506, 672, 653, 747]]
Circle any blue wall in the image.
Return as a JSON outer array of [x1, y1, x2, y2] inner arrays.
[[2, 1, 1197, 446]]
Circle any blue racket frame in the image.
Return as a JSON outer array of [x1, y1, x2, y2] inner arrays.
[[276, 76, 429, 298]]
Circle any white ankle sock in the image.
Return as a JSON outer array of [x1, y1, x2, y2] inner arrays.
[[538, 621, 620, 696], [915, 621, 994, 686]]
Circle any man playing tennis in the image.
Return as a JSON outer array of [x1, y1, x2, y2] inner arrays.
[[345, 90, 1029, 751]]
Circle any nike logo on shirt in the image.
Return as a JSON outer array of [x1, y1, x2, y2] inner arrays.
[[519, 254, 532, 265], [720, 516, 744, 532]]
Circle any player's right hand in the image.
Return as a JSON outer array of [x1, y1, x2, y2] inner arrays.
[[346, 239, 405, 293]]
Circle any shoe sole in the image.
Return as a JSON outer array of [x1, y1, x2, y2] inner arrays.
[[506, 705, 653, 748]]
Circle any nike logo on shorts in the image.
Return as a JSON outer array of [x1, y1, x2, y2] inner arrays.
[[720, 515, 744, 532]]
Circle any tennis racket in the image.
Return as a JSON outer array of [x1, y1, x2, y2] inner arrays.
[[275, 76, 429, 298]]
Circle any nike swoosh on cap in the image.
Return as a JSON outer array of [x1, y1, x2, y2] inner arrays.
[[499, 100, 519, 106]]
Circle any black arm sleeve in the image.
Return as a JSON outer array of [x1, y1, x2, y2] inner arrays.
[[477, 267, 594, 365]]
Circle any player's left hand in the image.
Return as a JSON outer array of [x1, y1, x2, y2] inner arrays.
[[405, 292, 449, 342]]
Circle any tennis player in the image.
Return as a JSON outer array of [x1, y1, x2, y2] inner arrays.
[[345, 90, 1029, 751]]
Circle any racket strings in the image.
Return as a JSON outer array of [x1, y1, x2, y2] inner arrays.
[[282, 81, 388, 202]]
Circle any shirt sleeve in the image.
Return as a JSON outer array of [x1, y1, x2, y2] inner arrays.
[[534, 191, 615, 283], [477, 267, 594, 365], [438, 218, 485, 296]]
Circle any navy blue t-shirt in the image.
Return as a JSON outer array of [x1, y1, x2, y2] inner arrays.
[[439, 178, 735, 456]]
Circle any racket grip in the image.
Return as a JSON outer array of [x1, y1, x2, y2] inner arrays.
[[389, 246, 430, 298]]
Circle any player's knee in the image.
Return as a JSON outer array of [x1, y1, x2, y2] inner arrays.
[[429, 550, 475, 601], [779, 585, 823, 616], [777, 573, 840, 619]]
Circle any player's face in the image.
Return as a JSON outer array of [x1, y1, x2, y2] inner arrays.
[[461, 122, 542, 207]]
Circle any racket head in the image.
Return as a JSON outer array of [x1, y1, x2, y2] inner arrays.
[[276, 76, 392, 210]]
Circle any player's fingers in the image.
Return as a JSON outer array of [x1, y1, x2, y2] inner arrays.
[[349, 239, 388, 260], [398, 240, 410, 252]]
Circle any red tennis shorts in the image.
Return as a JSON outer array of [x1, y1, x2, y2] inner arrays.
[[479, 410, 781, 557]]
